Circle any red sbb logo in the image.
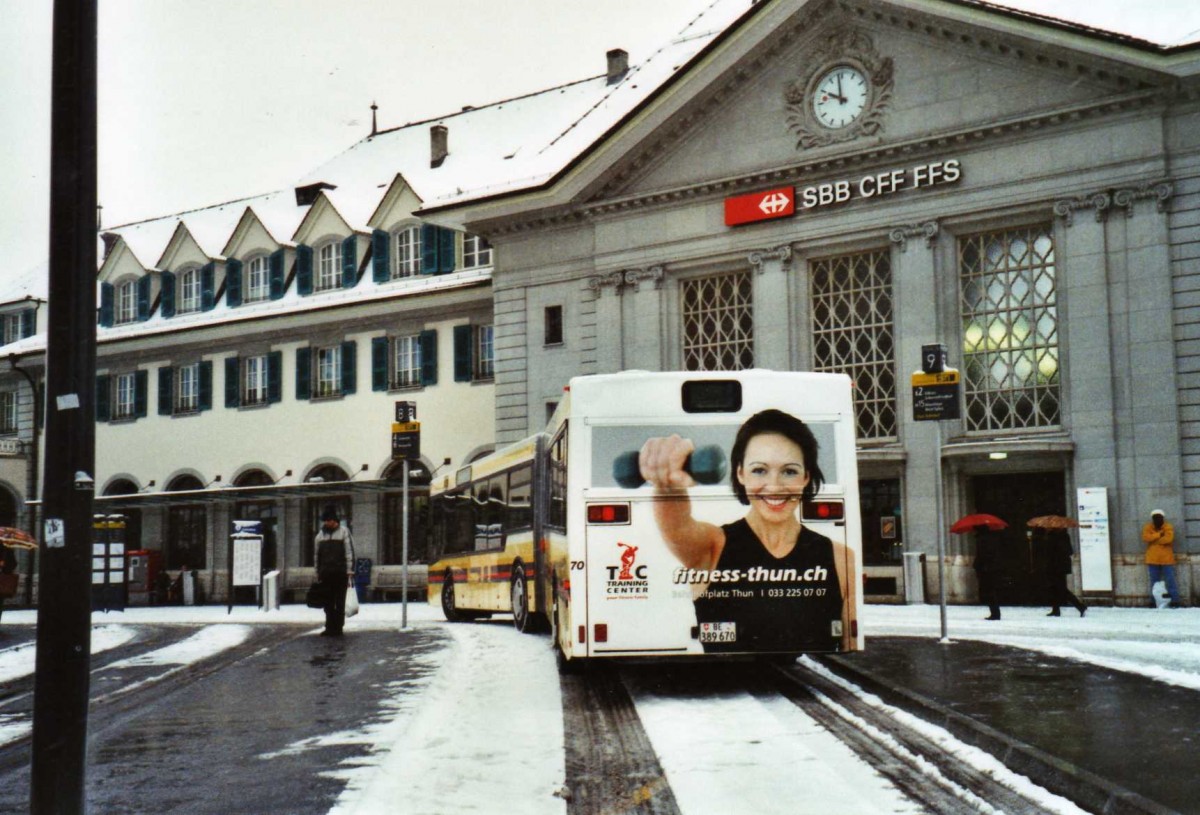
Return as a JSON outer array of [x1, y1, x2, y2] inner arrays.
[[725, 186, 795, 226]]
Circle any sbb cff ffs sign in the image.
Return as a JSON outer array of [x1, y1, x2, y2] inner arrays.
[[724, 187, 795, 226]]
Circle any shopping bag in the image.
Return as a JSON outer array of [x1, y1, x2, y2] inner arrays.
[[344, 581, 359, 618], [0, 572, 18, 599], [1151, 580, 1170, 609], [305, 582, 325, 609]]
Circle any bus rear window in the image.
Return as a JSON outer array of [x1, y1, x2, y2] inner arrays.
[[682, 380, 742, 413]]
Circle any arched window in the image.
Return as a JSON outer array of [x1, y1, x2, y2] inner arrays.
[[165, 474, 206, 569], [115, 278, 139, 324], [316, 241, 342, 291], [245, 255, 271, 302], [393, 225, 422, 278], [101, 479, 143, 550], [178, 267, 203, 313]]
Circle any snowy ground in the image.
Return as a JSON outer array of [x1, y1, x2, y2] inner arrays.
[[2, 601, 1197, 814]]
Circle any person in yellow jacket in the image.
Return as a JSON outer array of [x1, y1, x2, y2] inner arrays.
[[1142, 509, 1182, 608]]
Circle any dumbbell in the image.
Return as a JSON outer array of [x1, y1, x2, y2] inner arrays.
[[612, 444, 728, 489]]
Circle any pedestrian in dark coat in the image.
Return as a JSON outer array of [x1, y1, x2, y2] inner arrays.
[[1040, 529, 1086, 617], [314, 506, 355, 636], [0, 543, 16, 623], [973, 525, 1001, 621]]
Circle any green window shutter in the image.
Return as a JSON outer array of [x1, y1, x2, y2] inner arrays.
[[20, 308, 35, 338], [341, 340, 357, 395], [161, 271, 177, 318], [341, 235, 358, 288], [438, 228, 456, 274], [134, 370, 148, 418], [98, 283, 114, 327], [296, 244, 313, 295], [95, 375, 111, 421], [200, 262, 216, 311], [267, 351, 282, 403], [421, 224, 439, 275], [226, 259, 243, 307], [224, 357, 240, 408], [372, 229, 390, 283], [198, 360, 213, 411], [136, 275, 152, 320], [419, 329, 438, 385], [371, 337, 389, 392], [453, 325, 473, 382], [295, 347, 311, 400], [268, 249, 286, 300], [158, 366, 174, 415]]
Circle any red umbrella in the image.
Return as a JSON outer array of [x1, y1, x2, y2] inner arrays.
[[0, 526, 37, 550], [949, 513, 1008, 534]]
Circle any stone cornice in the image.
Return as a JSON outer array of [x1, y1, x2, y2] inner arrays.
[[888, 221, 939, 251]]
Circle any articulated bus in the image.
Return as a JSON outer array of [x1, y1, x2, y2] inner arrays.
[[427, 370, 863, 668]]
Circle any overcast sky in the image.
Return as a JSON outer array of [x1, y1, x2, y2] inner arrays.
[[1, 1, 1195, 281]]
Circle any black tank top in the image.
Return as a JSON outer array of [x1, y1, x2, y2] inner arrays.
[[693, 519, 844, 653]]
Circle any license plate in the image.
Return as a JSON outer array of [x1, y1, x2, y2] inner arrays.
[[699, 622, 737, 643]]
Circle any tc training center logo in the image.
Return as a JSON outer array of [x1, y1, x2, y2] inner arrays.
[[606, 542, 649, 598]]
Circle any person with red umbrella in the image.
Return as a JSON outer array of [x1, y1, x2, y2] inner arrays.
[[952, 514, 1007, 621]]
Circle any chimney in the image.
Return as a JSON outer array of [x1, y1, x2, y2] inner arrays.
[[430, 124, 449, 168], [606, 49, 628, 85]]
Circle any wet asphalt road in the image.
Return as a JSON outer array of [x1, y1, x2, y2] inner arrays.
[[0, 625, 444, 815]]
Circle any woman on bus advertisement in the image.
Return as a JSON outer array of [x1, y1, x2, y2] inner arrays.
[[639, 409, 856, 653]]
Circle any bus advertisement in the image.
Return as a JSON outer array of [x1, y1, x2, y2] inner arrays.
[[427, 370, 863, 669]]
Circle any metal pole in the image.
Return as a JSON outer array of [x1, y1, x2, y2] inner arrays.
[[31, 1, 98, 812], [935, 419, 949, 643], [401, 467, 409, 629]]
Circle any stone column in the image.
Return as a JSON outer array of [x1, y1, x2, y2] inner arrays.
[[749, 245, 793, 371], [586, 271, 626, 373], [624, 266, 665, 371]]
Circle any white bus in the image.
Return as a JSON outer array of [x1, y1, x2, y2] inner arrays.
[[427, 370, 863, 669]]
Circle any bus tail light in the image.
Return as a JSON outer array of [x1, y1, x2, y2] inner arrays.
[[851, 620, 858, 639], [802, 499, 844, 522], [578, 625, 586, 644], [587, 503, 630, 524], [594, 624, 608, 643]]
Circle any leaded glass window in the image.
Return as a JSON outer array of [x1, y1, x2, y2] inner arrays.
[[959, 225, 1060, 432], [681, 272, 753, 371], [810, 250, 897, 439]]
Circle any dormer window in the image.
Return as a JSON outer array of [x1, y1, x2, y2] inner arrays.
[[316, 242, 342, 291], [463, 234, 492, 269], [2, 313, 24, 345], [115, 279, 139, 324], [246, 255, 270, 302], [394, 226, 422, 278], [178, 267, 202, 313]]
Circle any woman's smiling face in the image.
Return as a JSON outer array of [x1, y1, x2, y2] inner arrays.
[[736, 432, 810, 522]]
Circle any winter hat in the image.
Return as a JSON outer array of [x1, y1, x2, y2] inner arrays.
[[321, 505, 340, 522], [1151, 509, 1165, 518]]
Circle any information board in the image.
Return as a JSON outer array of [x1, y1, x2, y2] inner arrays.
[[232, 536, 263, 587], [1076, 487, 1113, 592], [912, 369, 961, 421]]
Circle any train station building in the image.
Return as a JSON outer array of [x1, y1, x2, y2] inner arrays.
[[1, 0, 1197, 607]]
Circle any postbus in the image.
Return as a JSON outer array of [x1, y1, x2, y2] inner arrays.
[[427, 370, 863, 668]]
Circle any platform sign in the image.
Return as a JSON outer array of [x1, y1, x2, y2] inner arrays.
[[724, 186, 795, 226], [392, 420, 421, 460], [395, 401, 417, 422], [912, 369, 960, 421], [1077, 487, 1113, 592]]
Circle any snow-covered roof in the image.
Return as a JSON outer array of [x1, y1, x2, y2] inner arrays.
[[0, 261, 48, 306]]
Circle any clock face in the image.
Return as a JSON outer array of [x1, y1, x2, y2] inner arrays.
[[812, 65, 869, 129]]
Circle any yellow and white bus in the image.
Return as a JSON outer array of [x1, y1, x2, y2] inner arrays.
[[427, 370, 863, 668]]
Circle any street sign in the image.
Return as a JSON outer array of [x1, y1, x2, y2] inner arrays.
[[391, 420, 421, 460], [724, 186, 795, 226], [912, 369, 961, 421], [395, 401, 417, 422]]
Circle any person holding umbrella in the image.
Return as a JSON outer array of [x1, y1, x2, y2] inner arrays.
[[951, 514, 1008, 621], [1030, 521, 1087, 617], [0, 527, 35, 624]]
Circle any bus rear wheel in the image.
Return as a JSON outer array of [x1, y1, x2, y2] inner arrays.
[[441, 572, 466, 623], [511, 566, 534, 633]]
